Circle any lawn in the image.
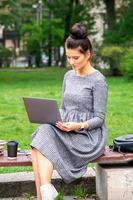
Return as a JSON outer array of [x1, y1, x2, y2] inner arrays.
[[0, 68, 133, 173]]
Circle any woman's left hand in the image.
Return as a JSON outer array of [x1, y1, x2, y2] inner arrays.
[[56, 121, 80, 132]]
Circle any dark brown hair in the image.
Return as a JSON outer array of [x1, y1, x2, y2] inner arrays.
[[65, 23, 92, 54]]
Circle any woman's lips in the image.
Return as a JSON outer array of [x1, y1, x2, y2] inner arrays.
[[72, 65, 77, 68]]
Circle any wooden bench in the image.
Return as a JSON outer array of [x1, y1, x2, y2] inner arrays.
[[0, 147, 133, 167], [0, 150, 31, 167], [0, 147, 133, 200]]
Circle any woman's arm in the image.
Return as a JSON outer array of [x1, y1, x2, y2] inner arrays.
[[57, 77, 108, 132], [86, 79, 108, 130], [60, 72, 68, 111]]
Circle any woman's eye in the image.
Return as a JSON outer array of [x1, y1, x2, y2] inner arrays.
[[66, 56, 79, 60], [73, 57, 79, 60]]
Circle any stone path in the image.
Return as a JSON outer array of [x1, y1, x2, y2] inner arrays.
[[0, 197, 96, 200]]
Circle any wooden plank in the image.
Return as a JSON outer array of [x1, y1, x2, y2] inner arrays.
[[93, 147, 133, 164], [0, 148, 133, 167], [0, 151, 32, 167]]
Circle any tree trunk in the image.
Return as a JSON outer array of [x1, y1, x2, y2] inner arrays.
[[104, 0, 116, 31], [60, 0, 74, 67], [48, 30, 52, 66], [104, 0, 121, 76], [54, 47, 61, 66], [109, 58, 122, 76], [48, 0, 52, 67]]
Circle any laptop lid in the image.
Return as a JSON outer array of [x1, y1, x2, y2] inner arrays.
[[23, 97, 62, 125]]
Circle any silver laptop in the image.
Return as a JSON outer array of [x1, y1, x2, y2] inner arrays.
[[23, 97, 62, 125]]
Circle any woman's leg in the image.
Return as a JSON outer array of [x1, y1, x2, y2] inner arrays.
[[36, 149, 54, 185], [31, 148, 42, 200], [31, 148, 54, 200]]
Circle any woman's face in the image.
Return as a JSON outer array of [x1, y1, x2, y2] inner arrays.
[[65, 47, 90, 71]]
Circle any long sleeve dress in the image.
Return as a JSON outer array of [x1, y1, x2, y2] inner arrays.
[[31, 70, 108, 183]]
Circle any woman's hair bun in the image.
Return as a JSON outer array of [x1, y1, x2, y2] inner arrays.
[[70, 23, 88, 40]]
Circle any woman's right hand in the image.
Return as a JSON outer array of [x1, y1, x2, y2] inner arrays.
[[56, 121, 81, 132]]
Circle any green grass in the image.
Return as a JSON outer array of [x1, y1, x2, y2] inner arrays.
[[0, 68, 133, 173], [106, 77, 133, 142], [0, 68, 67, 148], [72, 185, 88, 199], [55, 192, 64, 200]]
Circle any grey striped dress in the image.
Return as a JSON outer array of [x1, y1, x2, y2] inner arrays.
[[31, 70, 108, 183]]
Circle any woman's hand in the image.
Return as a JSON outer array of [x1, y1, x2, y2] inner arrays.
[[56, 121, 81, 132]]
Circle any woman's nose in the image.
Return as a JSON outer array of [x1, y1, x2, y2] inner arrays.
[[69, 59, 75, 65]]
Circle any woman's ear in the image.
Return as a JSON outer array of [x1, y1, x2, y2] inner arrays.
[[86, 50, 91, 59]]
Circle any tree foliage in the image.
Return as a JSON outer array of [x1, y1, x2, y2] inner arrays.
[[0, 46, 13, 67], [42, 0, 95, 66], [100, 0, 133, 76], [0, 0, 37, 30], [104, 0, 133, 45], [120, 47, 133, 79], [0, 0, 132, 71], [100, 45, 124, 76], [21, 0, 95, 67], [115, 0, 133, 44]]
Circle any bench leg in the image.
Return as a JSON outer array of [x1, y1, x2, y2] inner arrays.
[[96, 163, 133, 200]]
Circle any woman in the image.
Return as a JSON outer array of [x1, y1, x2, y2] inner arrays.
[[31, 23, 108, 200]]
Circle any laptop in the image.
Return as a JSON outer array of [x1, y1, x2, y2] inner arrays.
[[23, 97, 62, 125]]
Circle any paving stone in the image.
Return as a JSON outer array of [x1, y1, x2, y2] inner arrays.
[[0, 168, 96, 183], [64, 196, 95, 200], [0, 168, 96, 198], [0, 197, 95, 200]]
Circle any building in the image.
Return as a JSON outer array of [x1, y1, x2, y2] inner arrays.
[[0, 26, 20, 54]]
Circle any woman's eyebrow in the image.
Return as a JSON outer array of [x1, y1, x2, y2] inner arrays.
[[66, 55, 79, 57]]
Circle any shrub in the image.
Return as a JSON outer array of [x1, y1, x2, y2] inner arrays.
[[0, 46, 13, 67], [100, 45, 124, 76], [120, 47, 133, 79]]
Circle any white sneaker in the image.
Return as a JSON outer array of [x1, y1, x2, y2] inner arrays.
[[40, 184, 58, 200], [51, 184, 58, 199]]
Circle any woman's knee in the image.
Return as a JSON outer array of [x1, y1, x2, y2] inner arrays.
[[31, 147, 37, 152], [31, 147, 38, 160]]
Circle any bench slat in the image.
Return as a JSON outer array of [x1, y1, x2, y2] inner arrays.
[[0, 148, 133, 167], [0, 151, 32, 167], [93, 147, 133, 164]]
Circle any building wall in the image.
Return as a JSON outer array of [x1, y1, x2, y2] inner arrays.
[[0, 26, 3, 39]]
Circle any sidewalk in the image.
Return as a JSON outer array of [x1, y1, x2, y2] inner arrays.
[[0, 168, 96, 198], [0, 197, 96, 200]]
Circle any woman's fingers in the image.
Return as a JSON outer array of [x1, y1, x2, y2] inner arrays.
[[56, 121, 70, 132]]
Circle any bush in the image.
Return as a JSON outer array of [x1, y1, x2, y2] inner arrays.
[[100, 45, 124, 76], [0, 46, 13, 67], [120, 47, 133, 79]]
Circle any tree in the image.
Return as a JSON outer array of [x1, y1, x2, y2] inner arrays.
[[0, 46, 13, 67], [0, 0, 95, 67], [103, 0, 116, 31], [103, 0, 131, 44], [0, 0, 37, 30], [22, 21, 44, 67], [43, 0, 95, 67], [120, 47, 133, 79], [101, 0, 131, 75], [100, 45, 124, 76], [115, 0, 133, 44]]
